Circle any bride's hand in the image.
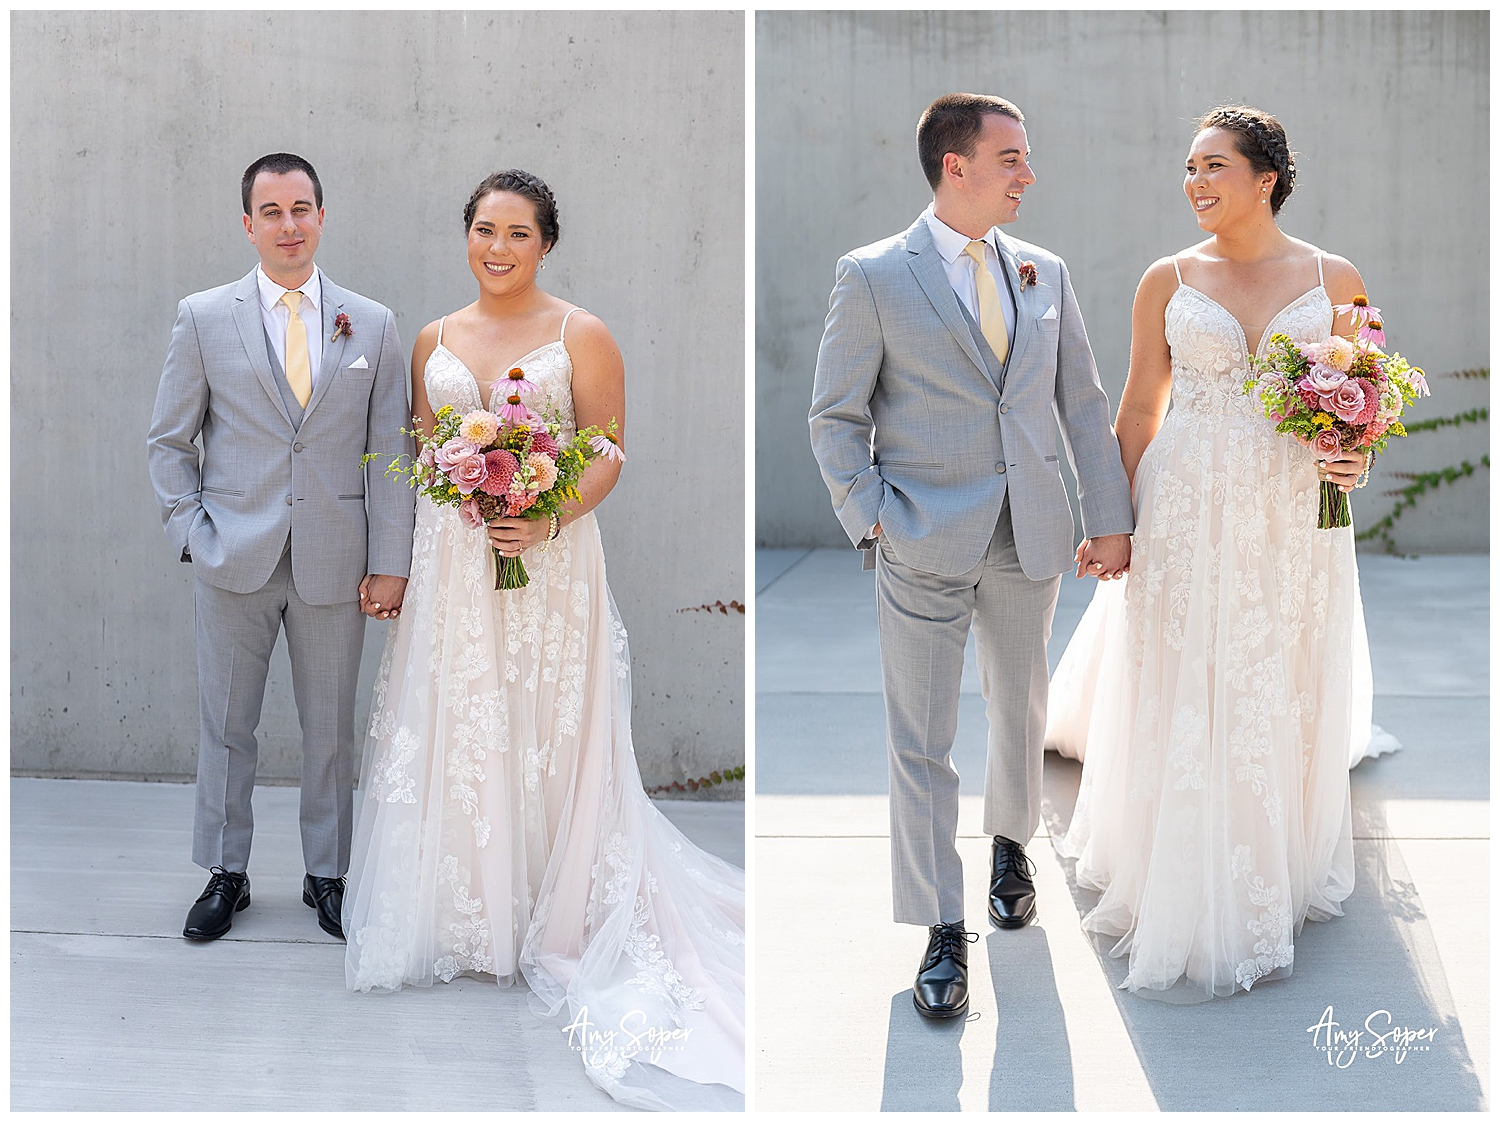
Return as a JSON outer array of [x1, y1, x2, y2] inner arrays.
[[1318, 447, 1368, 493], [487, 515, 552, 556]]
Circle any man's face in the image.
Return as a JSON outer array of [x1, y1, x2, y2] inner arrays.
[[242, 170, 323, 284], [959, 114, 1035, 226]]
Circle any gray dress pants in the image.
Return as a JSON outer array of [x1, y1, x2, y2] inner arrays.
[[876, 498, 1062, 926], [191, 543, 366, 876]]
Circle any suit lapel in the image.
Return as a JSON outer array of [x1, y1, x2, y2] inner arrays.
[[232, 269, 294, 429], [995, 233, 1034, 377], [301, 273, 348, 425], [905, 218, 989, 382]]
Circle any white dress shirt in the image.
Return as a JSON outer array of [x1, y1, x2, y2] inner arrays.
[[923, 206, 1017, 341], [256, 264, 324, 390]]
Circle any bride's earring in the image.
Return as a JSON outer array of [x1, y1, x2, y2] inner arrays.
[[540, 256, 547, 270]]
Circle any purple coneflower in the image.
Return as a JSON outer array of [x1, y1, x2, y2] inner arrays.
[[504, 366, 539, 396], [1358, 318, 1386, 349], [498, 392, 531, 424], [1333, 294, 1379, 329], [590, 432, 626, 463]]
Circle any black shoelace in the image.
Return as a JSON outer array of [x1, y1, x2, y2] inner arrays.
[[200, 865, 246, 900], [993, 840, 1036, 883], [925, 922, 977, 967]]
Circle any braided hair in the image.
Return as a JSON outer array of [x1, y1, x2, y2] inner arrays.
[[1196, 105, 1296, 216], [463, 169, 560, 251]]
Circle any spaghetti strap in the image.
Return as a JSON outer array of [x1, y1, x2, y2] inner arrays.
[[437, 315, 446, 346], [1171, 256, 1183, 285], [1316, 252, 1325, 287], [559, 307, 585, 342]]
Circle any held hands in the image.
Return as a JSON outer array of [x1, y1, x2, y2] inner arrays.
[[1075, 533, 1130, 580], [359, 574, 408, 620], [488, 516, 552, 558]]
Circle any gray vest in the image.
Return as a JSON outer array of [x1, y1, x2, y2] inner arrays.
[[264, 327, 305, 430]]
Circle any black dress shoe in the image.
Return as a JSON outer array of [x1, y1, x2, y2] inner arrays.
[[988, 835, 1037, 928], [183, 866, 250, 941], [304, 874, 346, 940], [913, 921, 976, 1019]]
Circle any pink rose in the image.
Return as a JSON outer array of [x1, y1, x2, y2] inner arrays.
[[450, 452, 489, 494], [457, 498, 483, 528], [1331, 379, 1368, 424], [1302, 364, 1348, 408], [436, 437, 478, 471], [418, 444, 436, 468], [479, 450, 520, 497], [1312, 429, 1342, 459]]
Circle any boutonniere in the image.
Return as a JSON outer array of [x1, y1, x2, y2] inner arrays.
[[331, 312, 353, 341], [1017, 261, 1038, 291]]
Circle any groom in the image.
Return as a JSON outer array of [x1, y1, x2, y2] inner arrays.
[[809, 94, 1134, 1017], [147, 153, 414, 943]]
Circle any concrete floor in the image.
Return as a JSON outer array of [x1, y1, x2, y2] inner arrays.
[[10, 778, 743, 1111], [755, 548, 1488, 1112]]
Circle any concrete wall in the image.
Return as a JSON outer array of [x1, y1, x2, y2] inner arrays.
[[12, 11, 745, 794], [757, 11, 1489, 552]]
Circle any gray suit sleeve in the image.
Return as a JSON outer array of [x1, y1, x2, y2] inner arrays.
[[146, 298, 208, 558], [809, 255, 887, 547], [1053, 259, 1135, 539], [364, 308, 416, 578]]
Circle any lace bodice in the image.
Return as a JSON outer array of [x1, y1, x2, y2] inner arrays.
[[1163, 266, 1332, 425], [423, 310, 581, 438]]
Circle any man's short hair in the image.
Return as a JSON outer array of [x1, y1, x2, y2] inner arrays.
[[916, 94, 1024, 190], [241, 153, 323, 216]]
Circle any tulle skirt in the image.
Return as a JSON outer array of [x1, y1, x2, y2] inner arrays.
[[344, 497, 745, 1108], [1047, 410, 1397, 1002]]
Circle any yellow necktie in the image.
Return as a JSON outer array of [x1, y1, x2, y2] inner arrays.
[[964, 239, 1009, 365], [280, 290, 311, 408]]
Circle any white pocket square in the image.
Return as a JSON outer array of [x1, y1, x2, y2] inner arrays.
[[1039, 305, 1059, 321], [346, 355, 369, 369]]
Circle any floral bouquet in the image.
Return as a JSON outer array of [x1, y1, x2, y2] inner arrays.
[[1243, 295, 1429, 529], [374, 371, 624, 589]]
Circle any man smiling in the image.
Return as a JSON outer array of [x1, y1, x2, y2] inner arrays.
[[809, 94, 1134, 1018], [147, 152, 414, 943]]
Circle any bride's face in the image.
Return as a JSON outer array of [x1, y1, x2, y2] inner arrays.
[[467, 191, 550, 294], [1183, 127, 1275, 233]]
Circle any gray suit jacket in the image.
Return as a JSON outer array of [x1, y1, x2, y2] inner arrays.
[[809, 214, 1133, 579], [147, 267, 415, 606]]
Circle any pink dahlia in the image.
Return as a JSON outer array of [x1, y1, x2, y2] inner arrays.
[[526, 451, 559, 492], [528, 430, 560, 458], [479, 450, 520, 497], [458, 409, 501, 447]]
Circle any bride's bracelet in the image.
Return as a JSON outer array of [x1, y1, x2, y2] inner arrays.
[[1355, 455, 1374, 489], [540, 513, 561, 554]]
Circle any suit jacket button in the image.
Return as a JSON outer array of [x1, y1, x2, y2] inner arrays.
[[285, 495, 293, 505], [293, 442, 304, 452], [996, 463, 1006, 473], [999, 403, 1010, 414]]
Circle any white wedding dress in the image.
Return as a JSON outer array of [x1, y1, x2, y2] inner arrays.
[[1047, 255, 1398, 1002], [344, 312, 745, 1110]]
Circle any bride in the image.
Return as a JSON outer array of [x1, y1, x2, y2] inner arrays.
[[342, 169, 745, 1109], [1047, 106, 1397, 1002]]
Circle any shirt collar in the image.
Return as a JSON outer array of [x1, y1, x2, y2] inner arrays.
[[924, 207, 1000, 265], [257, 264, 323, 314]]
